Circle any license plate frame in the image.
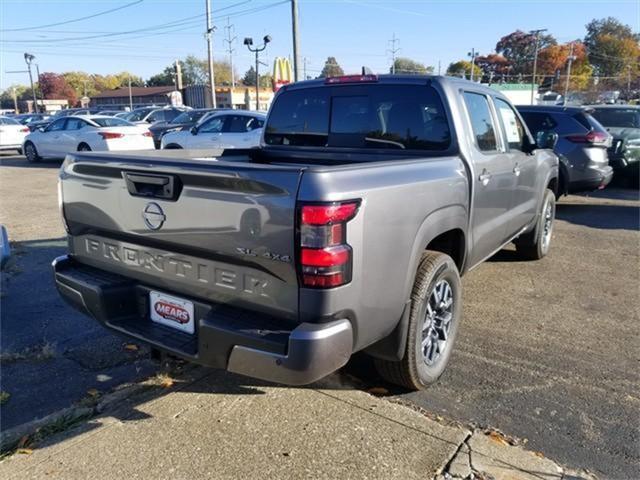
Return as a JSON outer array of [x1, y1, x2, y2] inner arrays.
[[149, 291, 195, 334]]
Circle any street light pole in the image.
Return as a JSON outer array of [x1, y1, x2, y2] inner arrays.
[[291, 0, 301, 82], [530, 28, 547, 105], [23, 53, 38, 113], [244, 35, 271, 111], [205, 0, 217, 108]]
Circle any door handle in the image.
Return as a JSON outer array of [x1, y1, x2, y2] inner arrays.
[[478, 169, 492, 186], [513, 164, 521, 176]]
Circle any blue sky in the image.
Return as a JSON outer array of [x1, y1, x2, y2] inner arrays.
[[1, 0, 638, 89]]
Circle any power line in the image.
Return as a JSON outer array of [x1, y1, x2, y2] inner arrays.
[[3, 0, 144, 32]]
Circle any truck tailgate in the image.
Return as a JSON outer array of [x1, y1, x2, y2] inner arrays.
[[60, 153, 304, 320]]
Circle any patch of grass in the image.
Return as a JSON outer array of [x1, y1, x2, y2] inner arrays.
[[0, 342, 56, 365]]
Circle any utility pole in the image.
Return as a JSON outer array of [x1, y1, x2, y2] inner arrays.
[[563, 42, 576, 105], [23, 53, 38, 113], [175, 60, 183, 89], [223, 18, 236, 88], [437, 60, 441, 76], [530, 28, 547, 105], [388, 33, 400, 74], [12, 87, 18, 112], [128, 75, 133, 110], [291, 0, 301, 82], [303, 57, 308, 80], [34, 63, 43, 110], [205, 0, 217, 108], [627, 65, 632, 97], [467, 48, 479, 82], [244, 35, 271, 111]]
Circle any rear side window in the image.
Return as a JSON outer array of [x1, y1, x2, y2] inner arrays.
[[591, 109, 640, 129], [91, 118, 131, 127], [225, 115, 254, 133], [462, 92, 498, 151], [265, 85, 451, 151], [519, 111, 558, 133], [572, 112, 606, 133]]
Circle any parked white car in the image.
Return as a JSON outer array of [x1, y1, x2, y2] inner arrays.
[[0, 116, 30, 153], [161, 111, 265, 150], [23, 115, 154, 162]]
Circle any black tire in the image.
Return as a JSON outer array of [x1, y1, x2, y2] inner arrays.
[[515, 188, 555, 260], [78, 143, 91, 151], [24, 142, 40, 163], [163, 144, 183, 150], [374, 251, 462, 390]]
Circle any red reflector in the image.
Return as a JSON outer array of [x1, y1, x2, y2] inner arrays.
[[142, 131, 153, 137], [301, 202, 359, 225], [303, 273, 344, 287], [325, 74, 378, 84], [99, 132, 125, 139], [301, 246, 350, 267]]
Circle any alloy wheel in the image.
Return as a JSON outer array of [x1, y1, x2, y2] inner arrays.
[[421, 279, 454, 366]]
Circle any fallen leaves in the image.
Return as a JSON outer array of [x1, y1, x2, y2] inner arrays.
[[0, 390, 10, 405], [156, 373, 174, 388], [86, 389, 100, 398], [123, 343, 139, 352], [485, 429, 517, 446], [16, 448, 33, 455]]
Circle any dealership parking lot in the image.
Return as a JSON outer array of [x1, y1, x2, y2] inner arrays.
[[0, 153, 638, 478]]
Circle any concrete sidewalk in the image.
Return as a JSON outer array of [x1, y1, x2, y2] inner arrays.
[[0, 368, 587, 480]]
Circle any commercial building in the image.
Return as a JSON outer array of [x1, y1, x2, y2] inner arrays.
[[490, 83, 539, 106], [91, 86, 177, 109]]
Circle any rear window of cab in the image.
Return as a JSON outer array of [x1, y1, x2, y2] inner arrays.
[[264, 84, 451, 151]]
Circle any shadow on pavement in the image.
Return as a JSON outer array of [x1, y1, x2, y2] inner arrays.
[[0, 155, 62, 169], [556, 203, 640, 231]]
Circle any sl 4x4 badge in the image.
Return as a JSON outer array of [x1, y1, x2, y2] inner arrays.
[[236, 247, 291, 263]]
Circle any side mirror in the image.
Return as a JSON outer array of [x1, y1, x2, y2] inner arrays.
[[190, 126, 198, 135], [535, 131, 558, 150]]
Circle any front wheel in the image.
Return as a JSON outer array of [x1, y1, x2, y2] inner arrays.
[[374, 251, 462, 390], [515, 188, 555, 260], [24, 142, 40, 163]]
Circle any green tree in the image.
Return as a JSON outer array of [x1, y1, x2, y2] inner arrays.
[[241, 67, 272, 87], [446, 60, 482, 79], [584, 17, 640, 78], [319, 57, 344, 78], [148, 57, 232, 87], [391, 57, 433, 75], [0, 84, 29, 109], [496, 30, 557, 75]]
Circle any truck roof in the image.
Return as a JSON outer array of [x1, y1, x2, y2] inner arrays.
[[282, 74, 502, 98]]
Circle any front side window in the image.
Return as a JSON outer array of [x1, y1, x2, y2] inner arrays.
[[225, 115, 256, 133], [198, 116, 225, 133], [462, 92, 498, 152], [265, 84, 451, 151], [494, 98, 525, 151], [45, 119, 67, 132]]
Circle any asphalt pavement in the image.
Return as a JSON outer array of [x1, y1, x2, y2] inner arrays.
[[1, 153, 638, 478]]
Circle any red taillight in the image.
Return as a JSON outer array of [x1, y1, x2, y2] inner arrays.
[[325, 74, 378, 84], [566, 131, 609, 144], [299, 200, 360, 288], [142, 131, 153, 137], [20, 127, 29, 133], [99, 132, 125, 140]]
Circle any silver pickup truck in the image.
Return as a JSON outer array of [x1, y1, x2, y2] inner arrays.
[[53, 75, 558, 390]]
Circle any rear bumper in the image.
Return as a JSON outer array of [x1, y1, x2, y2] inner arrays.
[[52, 255, 353, 385], [568, 165, 613, 193]]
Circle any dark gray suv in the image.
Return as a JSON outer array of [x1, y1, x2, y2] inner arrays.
[[518, 106, 613, 196]]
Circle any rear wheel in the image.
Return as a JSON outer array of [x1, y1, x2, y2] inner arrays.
[[24, 142, 40, 163], [78, 143, 91, 152], [163, 144, 183, 150], [374, 251, 462, 390], [515, 188, 555, 260]]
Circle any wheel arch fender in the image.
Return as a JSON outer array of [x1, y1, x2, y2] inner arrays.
[[365, 205, 467, 362]]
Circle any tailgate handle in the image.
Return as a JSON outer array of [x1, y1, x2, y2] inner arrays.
[[122, 172, 182, 201]]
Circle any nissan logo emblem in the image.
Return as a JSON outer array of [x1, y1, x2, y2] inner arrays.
[[142, 202, 166, 230]]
